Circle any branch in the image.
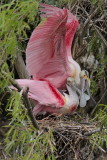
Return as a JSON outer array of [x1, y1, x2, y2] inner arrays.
[[93, 24, 107, 47], [90, 140, 106, 153], [83, 128, 100, 136], [22, 87, 39, 130], [90, 89, 107, 116], [80, 4, 107, 47]]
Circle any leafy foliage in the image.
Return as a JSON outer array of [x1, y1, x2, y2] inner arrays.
[[5, 122, 55, 159], [90, 104, 107, 150], [0, 0, 38, 79]]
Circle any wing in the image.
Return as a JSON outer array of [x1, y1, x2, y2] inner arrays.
[[65, 15, 79, 56], [26, 5, 70, 88], [14, 79, 65, 107], [39, 3, 63, 18], [40, 3, 79, 56]]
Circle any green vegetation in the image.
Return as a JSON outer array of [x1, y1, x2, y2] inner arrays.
[[0, 0, 38, 83], [0, 0, 107, 159]]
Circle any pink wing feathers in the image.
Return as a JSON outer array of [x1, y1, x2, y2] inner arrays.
[[26, 5, 70, 88], [26, 3, 79, 88], [40, 3, 79, 55], [39, 3, 63, 18], [14, 79, 65, 107]]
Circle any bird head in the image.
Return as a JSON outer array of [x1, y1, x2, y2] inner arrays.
[[68, 56, 81, 85], [67, 70, 90, 86], [80, 69, 90, 97], [79, 70, 91, 107], [80, 70, 90, 82], [62, 85, 79, 111], [67, 70, 90, 108]]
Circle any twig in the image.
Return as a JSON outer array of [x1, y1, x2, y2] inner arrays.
[[95, 25, 107, 34], [70, 0, 78, 12], [75, 44, 87, 59], [80, 4, 107, 46], [82, 7, 98, 31], [84, 128, 100, 136], [90, 140, 106, 153], [22, 87, 39, 130], [2, 71, 39, 130], [27, 130, 43, 160], [90, 95, 97, 105], [80, 6, 98, 38], [90, 89, 107, 116], [93, 24, 107, 47]]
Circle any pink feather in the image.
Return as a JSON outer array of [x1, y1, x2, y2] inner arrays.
[[39, 3, 79, 55], [11, 4, 80, 116], [26, 3, 79, 88], [33, 103, 78, 115], [14, 79, 65, 107]]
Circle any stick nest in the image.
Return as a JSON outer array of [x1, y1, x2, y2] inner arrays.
[[38, 114, 105, 160]]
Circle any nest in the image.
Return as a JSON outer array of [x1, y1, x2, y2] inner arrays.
[[38, 114, 106, 160]]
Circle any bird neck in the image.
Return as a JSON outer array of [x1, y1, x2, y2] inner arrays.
[[64, 87, 79, 109], [68, 56, 81, 85]]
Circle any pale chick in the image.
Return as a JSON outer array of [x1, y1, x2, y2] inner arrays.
[[67, 70, 90, 107]]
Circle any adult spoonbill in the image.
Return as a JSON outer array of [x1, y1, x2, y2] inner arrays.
[[13, 3, 90, 115]]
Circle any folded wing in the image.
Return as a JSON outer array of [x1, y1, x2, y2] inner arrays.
[[14, 79, 65, 107]]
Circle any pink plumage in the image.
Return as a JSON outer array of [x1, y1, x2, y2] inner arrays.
[[26, 3, 79, 88], [14, 79, 79, 115], [15, 79, 65, 107], [12, 4, 80, 116]]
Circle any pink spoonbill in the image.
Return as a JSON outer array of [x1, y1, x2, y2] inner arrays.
[[13, 3, 90, 115]]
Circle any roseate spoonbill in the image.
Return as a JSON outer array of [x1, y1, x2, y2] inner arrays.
[[12, 4, 90, 115], [25, 3, 90, 107]]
